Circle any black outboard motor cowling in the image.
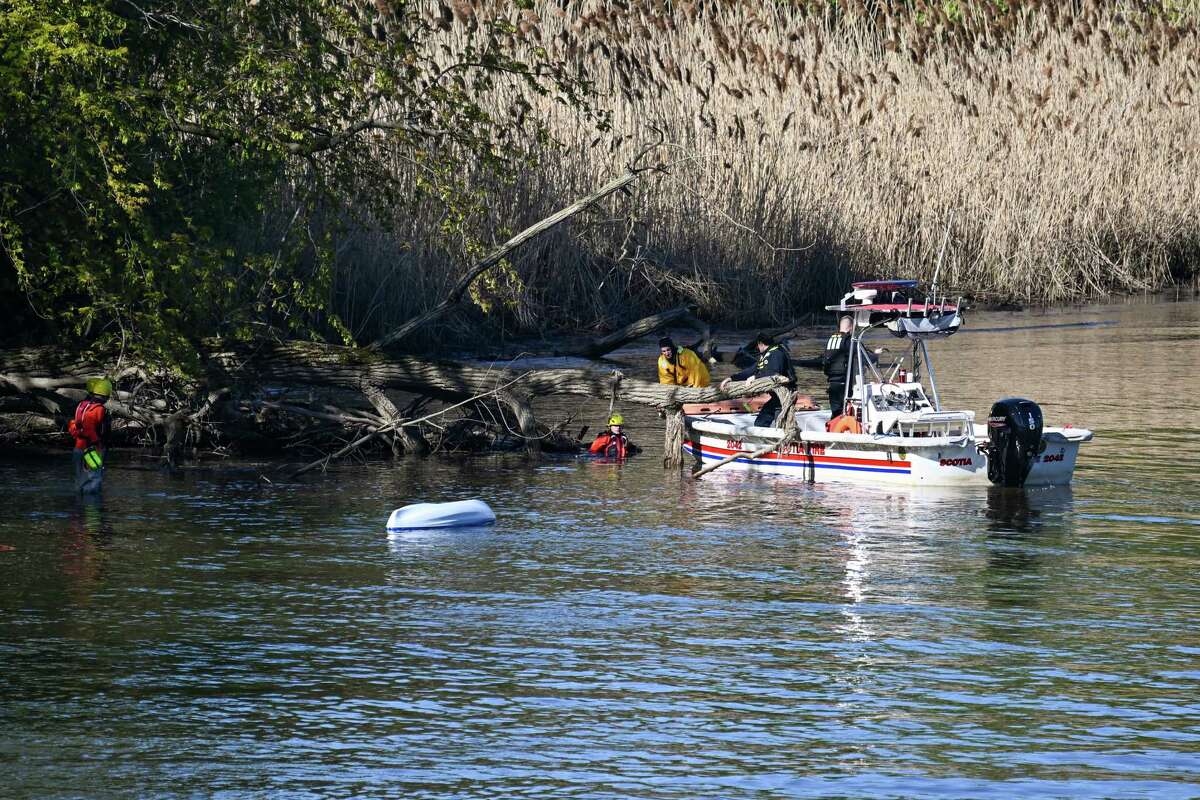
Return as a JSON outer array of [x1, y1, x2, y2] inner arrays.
[[986, 398, 1044, 487]]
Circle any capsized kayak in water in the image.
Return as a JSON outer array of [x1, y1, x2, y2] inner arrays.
[[386, 499, 496, 530]]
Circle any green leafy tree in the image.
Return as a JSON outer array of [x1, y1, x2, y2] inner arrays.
[[0, 0, 594, 366]]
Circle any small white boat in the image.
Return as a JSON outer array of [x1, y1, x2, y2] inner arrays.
[[386, 499, 496, 530], [684, 280, 1093, 487]]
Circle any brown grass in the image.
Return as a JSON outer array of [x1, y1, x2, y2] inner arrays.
[[334, 1, 1200, 343]]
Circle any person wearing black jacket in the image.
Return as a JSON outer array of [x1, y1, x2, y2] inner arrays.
[[795, 316, 876, 418], [719, 332, 795, 427]]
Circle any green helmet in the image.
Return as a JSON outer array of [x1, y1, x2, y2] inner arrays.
[[86, 377, 113, 399], [608, 413, 624, 426], [83, 448, 104, 470]]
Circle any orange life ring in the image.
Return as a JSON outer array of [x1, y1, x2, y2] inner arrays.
[[828, 414, 862, 434]]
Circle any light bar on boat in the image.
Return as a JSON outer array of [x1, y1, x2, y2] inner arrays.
[[850, 280, 918, 291], [823, 302, 959, 313], [886, 312, 962, 338]]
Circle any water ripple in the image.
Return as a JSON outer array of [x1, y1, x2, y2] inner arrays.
[[2, 300, 1200, 798]]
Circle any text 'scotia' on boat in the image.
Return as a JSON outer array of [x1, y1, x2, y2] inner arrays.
[[682, 280, 1093, 487]]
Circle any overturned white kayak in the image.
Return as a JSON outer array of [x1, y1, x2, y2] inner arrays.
[[386, 499, 496, 530]]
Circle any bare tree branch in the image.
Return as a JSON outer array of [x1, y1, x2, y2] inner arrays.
[[368, 163, 661, 352]]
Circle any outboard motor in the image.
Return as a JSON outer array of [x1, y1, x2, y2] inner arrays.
[[986, 398, 1044, 487]]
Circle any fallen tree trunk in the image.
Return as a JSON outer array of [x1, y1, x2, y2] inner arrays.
[[211, 340, 783, 411], [0, 339, 787, 465], [287, 379, 528, 476], [2, 340, 785, 414], [571, 305, 704, 360]]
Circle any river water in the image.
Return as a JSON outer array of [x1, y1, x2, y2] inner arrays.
[[2, 298, 1199, 799]]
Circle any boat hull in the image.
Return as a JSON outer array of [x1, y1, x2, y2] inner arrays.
[[683, 418, 1085, 487]]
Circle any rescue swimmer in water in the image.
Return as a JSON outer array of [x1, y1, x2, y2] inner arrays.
[[588, 414, 642, 459], [68, 377, 112, 494]]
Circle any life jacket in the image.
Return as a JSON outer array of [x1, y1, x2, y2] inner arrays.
[[822, 333, 852, 379], [589, 431, 629, 458], [69, 399, 107, 450], [757, 345, 796, 384], [827, 413, 862, 434]]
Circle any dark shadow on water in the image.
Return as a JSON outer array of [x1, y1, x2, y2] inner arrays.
[[985, 485, 1073, 534], [62, 494, 116, 602], [983, 485, 1075, 609]]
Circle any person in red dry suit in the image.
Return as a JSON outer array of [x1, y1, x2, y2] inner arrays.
[[588, 414, 641, 459], [68, 377, 112, 493]]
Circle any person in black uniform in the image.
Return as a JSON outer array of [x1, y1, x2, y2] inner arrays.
[[796, 315, 876, 418], [719, 332, 795, 427]]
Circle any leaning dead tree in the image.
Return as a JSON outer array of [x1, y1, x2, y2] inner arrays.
[[369, 147, 668, 352], [570, 304, 713, 361]]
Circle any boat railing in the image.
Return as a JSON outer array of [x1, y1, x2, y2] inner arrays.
[[892, 411, 974, 439]]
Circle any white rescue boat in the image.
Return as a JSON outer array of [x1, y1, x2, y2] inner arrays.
[[683, 280, 1093, 487]]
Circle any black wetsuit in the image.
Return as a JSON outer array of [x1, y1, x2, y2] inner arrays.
[[731, 345, 796, 427]]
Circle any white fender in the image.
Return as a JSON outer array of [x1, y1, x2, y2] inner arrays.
[[386, 499, 496, 530]]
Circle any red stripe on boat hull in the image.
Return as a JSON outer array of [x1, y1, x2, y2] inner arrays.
[[687, 440, 911, 470]]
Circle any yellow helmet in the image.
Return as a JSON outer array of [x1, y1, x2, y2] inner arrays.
[[607, 413, 625, 426], [86, 377, 113, 399]]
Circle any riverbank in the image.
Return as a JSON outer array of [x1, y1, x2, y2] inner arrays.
[[4, 290, 1193, 471], [0, 313, 788, 467]]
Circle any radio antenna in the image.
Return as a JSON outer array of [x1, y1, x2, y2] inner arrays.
[[930, 212, 954, 301]]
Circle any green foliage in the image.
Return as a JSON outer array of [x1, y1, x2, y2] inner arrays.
[[0, 0, 594, 367]]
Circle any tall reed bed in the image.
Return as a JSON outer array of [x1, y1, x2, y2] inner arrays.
[[335, 1, 1200, 342]]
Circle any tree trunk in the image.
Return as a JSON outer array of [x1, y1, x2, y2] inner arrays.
[[573, 305, 698, 360], [663, 409, 685, 469], [494, 389, 540, 458], [368, 167, 652, 352], [362, 383, 428, 456], [211, 340, 787, 410], [1, 341, 788, 463]]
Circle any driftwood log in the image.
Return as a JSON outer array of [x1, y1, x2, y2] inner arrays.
[[221, 340, 786, 468], [0, 338, 787, 469], [570, 304, 712, 361]]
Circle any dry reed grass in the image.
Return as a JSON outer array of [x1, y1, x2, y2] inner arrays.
[[334, 1, 1200, 342]]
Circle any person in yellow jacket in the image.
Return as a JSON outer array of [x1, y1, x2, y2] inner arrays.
[[657, 337, 710, 387]]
